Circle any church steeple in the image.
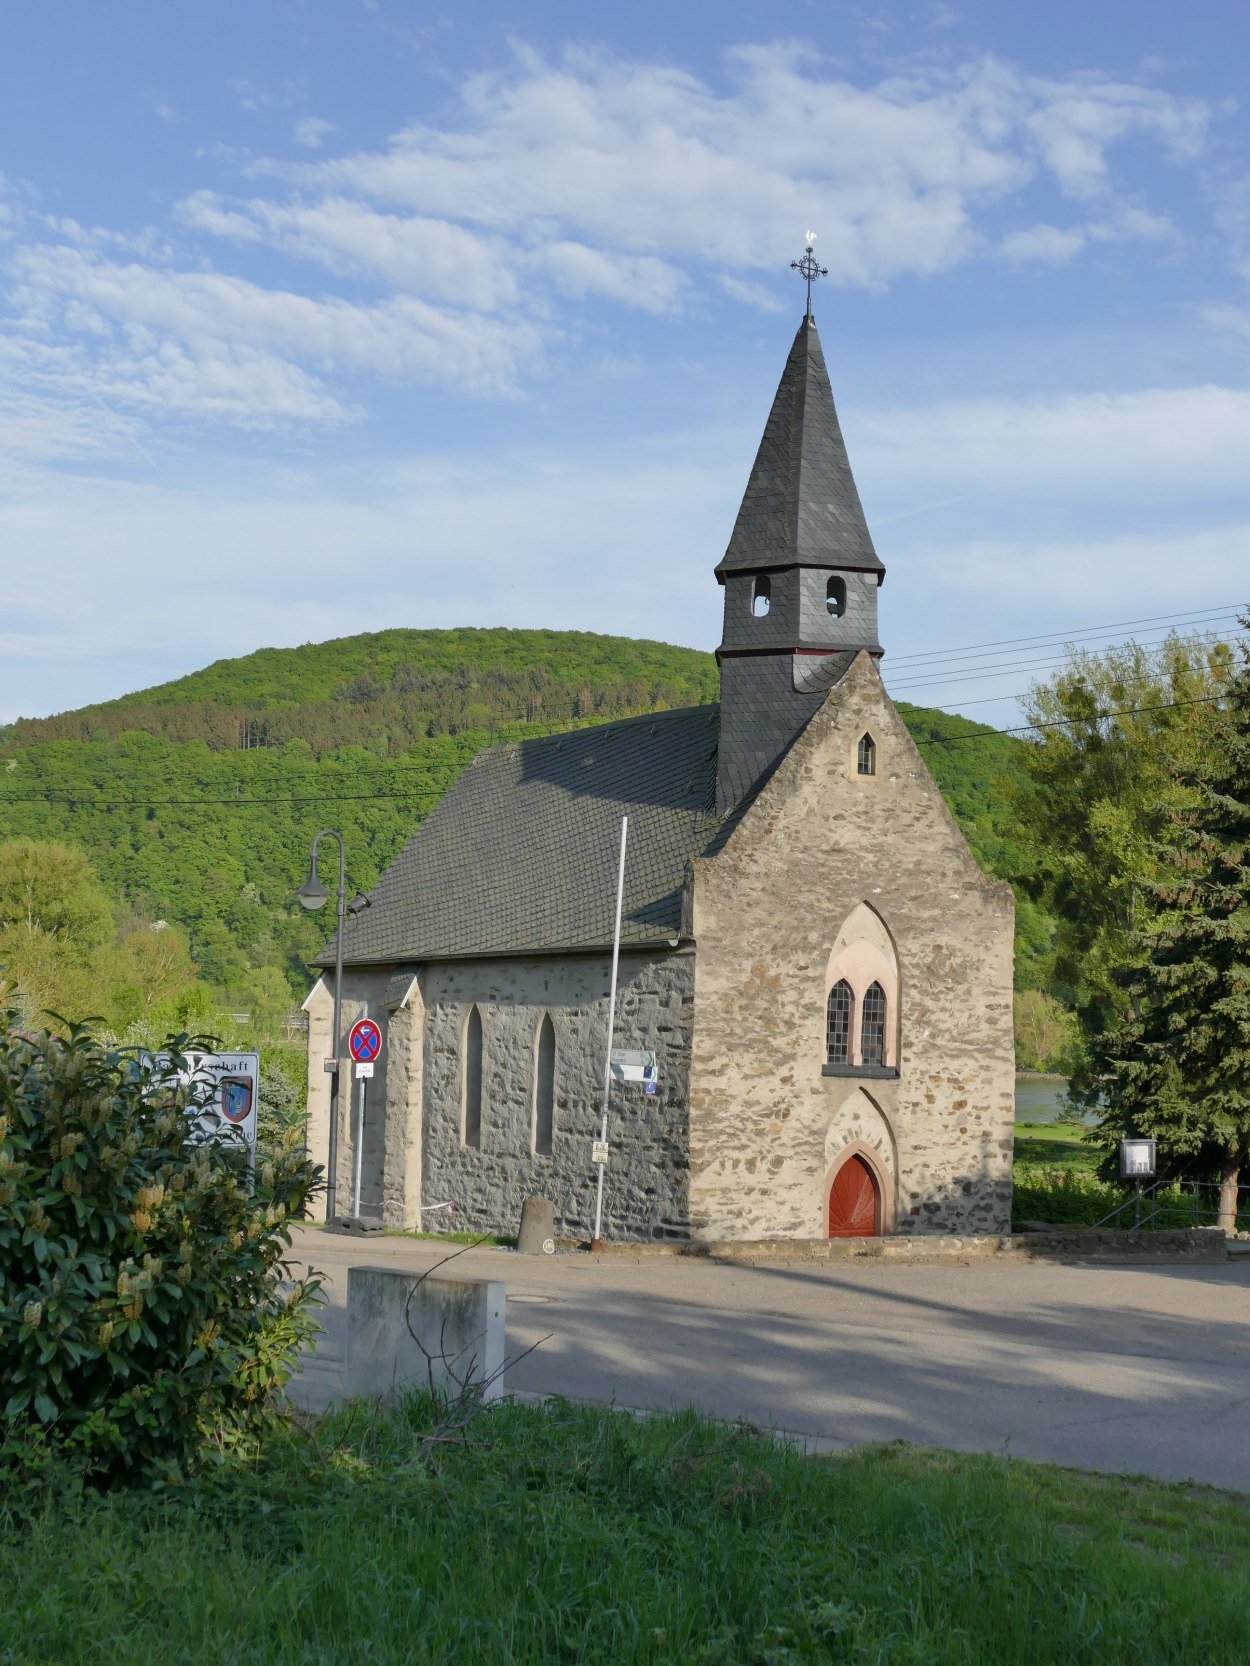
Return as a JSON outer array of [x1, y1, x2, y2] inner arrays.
[[715, 303, 885, 813]]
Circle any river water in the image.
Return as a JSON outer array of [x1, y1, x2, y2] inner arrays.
[[1015, 1077, 1078, 1123]]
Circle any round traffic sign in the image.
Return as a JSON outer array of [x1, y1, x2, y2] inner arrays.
[[348, 1018, 382, 1063]]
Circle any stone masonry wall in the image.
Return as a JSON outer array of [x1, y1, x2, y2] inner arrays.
[[421, 951, 695, 1241], [688, 651, 1016, 1240]]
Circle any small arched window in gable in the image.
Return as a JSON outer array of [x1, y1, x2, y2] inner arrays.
[[860, 982, 887, 1068], [462, 1005, 483, 1149], [826, 576, 847, 618], [857, 733, 876, 776], [826, 980, 854, 1066], [751, 574, 772, 618], [534, 1014, 555, 1157]]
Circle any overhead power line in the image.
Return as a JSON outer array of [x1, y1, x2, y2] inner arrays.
[[886, 602, 1247, 668], [0, 599, 1243, 809]]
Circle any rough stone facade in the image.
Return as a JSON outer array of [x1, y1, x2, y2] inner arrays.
[[307, 953, 695, 1238], [420, 951, 694, 1240], [687, 651, 1016, 1241]]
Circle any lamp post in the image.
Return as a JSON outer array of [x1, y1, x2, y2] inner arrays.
[[298, 831, 371, 1222]]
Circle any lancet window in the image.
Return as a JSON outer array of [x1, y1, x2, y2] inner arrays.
[[826, 980, 854, 1066], [860, 982, 887, 1068], [462, 1005, 483, 1149], [534, 1014, 555, 1157]]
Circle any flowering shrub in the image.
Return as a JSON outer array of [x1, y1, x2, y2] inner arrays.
[[0, 1018, 321, 1482]]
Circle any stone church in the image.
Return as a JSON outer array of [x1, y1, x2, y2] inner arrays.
[[304, 304, 1016, 1242]]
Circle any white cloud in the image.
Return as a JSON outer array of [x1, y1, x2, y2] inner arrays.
[[718, 275, 787, 312], [7, 244, 545, 422], [856, 384, 1250, 501], [177, 190, 518, 309], [1000, 223, 1085, 263], [0, 440, 730, 720], [0, 41, 1224, 449], [936, 523, 1250, 613], [294, 116, 336, 150], [287, 45, 1208, 286]]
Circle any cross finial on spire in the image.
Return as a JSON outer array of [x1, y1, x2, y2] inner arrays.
[[790, 231, 827, 320]]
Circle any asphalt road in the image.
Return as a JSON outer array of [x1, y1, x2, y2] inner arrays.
[[287, 1226, 1250, 1490]]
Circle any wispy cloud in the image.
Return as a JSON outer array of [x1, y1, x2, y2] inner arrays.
[[0, 41, 1224, 446], [293, 116, 336, 150]]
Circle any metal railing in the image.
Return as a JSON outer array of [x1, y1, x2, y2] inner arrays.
[[1092, 1178, 1250, 1233]]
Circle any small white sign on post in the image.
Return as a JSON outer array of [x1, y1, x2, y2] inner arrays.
[[355, 1061, 375, 1079], [1119, 1137, 1157, 1179], [592, 1139, 610, 1167], [610, 1048, 657, 1085]]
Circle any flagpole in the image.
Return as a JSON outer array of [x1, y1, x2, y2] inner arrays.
[[592, 816, 628, 1247]]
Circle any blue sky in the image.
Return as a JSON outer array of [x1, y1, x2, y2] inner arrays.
[[2, 0, 1248, 723]]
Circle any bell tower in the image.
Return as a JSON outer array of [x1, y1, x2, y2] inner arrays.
[[715, 250, 885, 812]]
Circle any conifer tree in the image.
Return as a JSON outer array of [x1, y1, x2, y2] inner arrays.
[[1094, 623, 1250, 1230]]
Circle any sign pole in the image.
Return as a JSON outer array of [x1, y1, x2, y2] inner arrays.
[[353, 1075, 366, 1219], [593, 816, 628, 1246], [346, 1013, 382, 1221]]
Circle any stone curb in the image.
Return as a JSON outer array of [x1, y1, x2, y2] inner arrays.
[[573, 1227, 1228, 1264]]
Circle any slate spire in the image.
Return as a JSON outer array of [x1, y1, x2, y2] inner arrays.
[[713, 311, 884, 813], [716, 314, 883, 581]]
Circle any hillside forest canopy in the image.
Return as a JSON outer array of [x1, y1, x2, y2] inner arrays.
[[2, 623, 1231, 1081]]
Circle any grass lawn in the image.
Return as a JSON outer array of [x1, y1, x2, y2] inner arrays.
[[1011, 1120, 1125, 1227], [4, 1399, 1250, 1665], [1012, 1120, 1101, 1173]]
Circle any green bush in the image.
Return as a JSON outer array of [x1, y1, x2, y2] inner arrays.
[[1011, 1166, 1125, 1227], [0, 1018, 322, 1483]]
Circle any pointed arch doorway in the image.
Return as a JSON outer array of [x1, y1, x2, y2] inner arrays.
[[828, 1154, 881, 1237]]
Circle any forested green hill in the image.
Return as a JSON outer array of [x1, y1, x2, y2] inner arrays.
[[0, 629, 1043, 999]]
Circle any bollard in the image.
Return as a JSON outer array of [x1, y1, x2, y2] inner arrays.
[[517, 1196, 556, 1255]]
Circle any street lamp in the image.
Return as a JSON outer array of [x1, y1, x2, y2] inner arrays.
[[298, 831, 371, 1221]]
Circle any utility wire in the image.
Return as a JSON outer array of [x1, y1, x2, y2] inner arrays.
[[1, 602, 1243, 808], [886, 602, 1246, 667]]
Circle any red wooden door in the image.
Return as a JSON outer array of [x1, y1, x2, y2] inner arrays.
[[828, 1156, 879, 1237]]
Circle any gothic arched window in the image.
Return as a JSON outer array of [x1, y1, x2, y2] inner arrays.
[[534, 1014, 555, 1157], [826, 980, 854, 1066], [752, 574, 772, 618], [462, 1005, 483, 1149], [860, 982, 887, 1068], [857, 733, 876, 776]]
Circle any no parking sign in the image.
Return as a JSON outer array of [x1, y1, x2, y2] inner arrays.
[[349, 1018, 382, 1065]]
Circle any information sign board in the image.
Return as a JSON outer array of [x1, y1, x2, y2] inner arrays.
[[1119, 1137, 1157, 1179], [151, 1050, 260, 1150], [592, 1140, 610, 1166], [610, 1048, 658, 1086]]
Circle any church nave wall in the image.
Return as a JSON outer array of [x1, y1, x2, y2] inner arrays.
[[420, 951, 695, 1241]]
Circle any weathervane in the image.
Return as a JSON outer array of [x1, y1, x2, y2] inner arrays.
[[791, 231, 827, 319]]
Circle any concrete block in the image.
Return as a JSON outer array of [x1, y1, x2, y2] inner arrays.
[[345, 1265, 506, 1403], [517, 1196, 556, 1254]]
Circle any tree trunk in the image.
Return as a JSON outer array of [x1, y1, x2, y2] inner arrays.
[[1218, 1147, 1241, 1235]]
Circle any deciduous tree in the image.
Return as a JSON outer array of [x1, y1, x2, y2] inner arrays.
[[1092, 626, 1250, 1228]]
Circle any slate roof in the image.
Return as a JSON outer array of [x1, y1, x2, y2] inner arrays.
[[322, 704, 738, 967], [716, 315, 883, 580]]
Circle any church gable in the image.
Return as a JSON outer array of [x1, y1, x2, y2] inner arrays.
[[705, 650, 1012, 904], [686, 650, 1015, 1242]]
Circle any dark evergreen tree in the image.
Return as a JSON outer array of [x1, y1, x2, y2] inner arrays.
[[1094, 622, 1250, 1230]]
